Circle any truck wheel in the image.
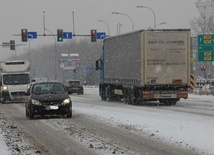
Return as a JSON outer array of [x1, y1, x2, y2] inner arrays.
[[127, 90, 133, 105], [170, 100, 177, 105], [159, 99, 165, 105], [127, 89, 139, 105], [106, 87, 113, 102], [101, 96, 107, 101], [163, 100, 177, 106]]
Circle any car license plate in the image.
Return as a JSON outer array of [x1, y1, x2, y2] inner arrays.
[[46, 106, 59, 110], [50, 106, 58, 110], [154, 94, 176, 98]]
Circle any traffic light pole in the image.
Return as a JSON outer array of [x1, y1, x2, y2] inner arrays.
[[44, 28, 58, 80], [43, 11, 46, 36]]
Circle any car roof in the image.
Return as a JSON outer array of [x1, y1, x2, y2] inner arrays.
[[68, 80, 80, 82], [32, 81, 63, 85]]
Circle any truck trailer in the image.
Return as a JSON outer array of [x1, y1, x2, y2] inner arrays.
[[0, 60, 31, 103], [96, 29, 191, 105]]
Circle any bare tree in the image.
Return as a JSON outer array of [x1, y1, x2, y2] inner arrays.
[[190, 0, 214, 35]]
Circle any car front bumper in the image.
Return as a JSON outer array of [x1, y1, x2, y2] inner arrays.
[[30, 104, 71, 116]]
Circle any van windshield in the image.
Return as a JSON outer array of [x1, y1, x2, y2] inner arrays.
[[3, 74, 30, 85]]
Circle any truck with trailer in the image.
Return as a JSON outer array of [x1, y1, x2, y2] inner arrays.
[[96, 29, 191, 105], [0, 60, 31, 103]]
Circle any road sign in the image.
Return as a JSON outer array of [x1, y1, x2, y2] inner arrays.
[[198, 45, 214, 51], [198, 34, 214, 46], [28, 32, 37, 39], [2, 42, 10, 48], [76, 62, 81, 67], [198, 34, 214, 61], [86, 66, 92, 72], [97, 32, 106, 39], [63, 32, 72, 39], [198, 51, 214, 61]]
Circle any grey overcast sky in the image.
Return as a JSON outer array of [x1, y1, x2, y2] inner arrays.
[[0, 0, 200, 60]]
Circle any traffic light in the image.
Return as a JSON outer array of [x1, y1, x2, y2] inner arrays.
[[95, 59, 100, 70], [91, 29, 97, 42], [10, 40, 15, 50], [21, 29, 28, 42], [57, 29, 63, 42]]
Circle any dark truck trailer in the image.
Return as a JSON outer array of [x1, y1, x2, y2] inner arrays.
[[96, 29, 191, 105]]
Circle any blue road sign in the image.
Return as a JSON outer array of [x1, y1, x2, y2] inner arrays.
[[28, 32, 37, 39], [76, 62, 81, 67], [63, 32, 72, 39], [97, 32, 106, 39], [86, 66, 92, 72]]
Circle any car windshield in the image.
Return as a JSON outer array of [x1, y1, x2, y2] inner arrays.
[[69, 81, 80, 86], [33, 83, 65, 94]]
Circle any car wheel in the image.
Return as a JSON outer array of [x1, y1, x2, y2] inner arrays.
[[67, 109, 72, 118], [29, 109, 34, 119], [26, 108, 29, 117], [1, 97, 6, 104]]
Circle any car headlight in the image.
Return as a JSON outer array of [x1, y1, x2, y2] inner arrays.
[[31, 99, 42, 105], [62, 98, 71, 105], [2, 85, 8, 91]]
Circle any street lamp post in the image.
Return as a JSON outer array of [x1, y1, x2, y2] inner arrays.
[[155, 22, 167, 28], [111, 12, 134, 31], [43, 11, 58, 80], [98, 20, 110, 35], [136, 6, 156, 29], [117, 23, 123, 34]]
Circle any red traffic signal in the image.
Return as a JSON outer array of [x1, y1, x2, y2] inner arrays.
[[91, 29, 97, 42], [21, 29, 28, 42]]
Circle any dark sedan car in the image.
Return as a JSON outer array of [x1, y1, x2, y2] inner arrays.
[[64, 80, 84, 95], [25, 81, 72, 119]]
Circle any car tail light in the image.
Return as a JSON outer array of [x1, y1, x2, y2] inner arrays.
[[79, 84, 83, 88], [65, 84, 72, 88]]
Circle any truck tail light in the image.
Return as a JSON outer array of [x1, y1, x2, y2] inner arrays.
[[143, 91, 154, 99], [177, 91, 188, 99], [143, 91, 149, 95], [181, 91, 187, 94]]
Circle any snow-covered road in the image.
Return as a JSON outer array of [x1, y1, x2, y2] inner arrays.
[[0, 87, 214, 155]]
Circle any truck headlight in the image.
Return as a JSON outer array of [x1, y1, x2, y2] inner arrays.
[[62, 98, 71, 105], [2, 86, 8, 91], [31, 99, 42, 105], [27, 84, 31, 90]]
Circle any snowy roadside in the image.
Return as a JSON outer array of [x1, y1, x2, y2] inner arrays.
[[0, 112, 42, 155], [73, 87, 214, 155]]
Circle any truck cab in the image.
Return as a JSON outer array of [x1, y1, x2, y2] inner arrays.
[[0, 60, 31, 103]]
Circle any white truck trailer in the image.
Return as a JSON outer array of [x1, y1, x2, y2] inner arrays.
[[96, 29, 191, 105], [0, 60, 31, 103]]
